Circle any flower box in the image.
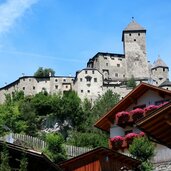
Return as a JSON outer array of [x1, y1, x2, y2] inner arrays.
[[144, 105, 159, 113], [116, 111, 130, 125], [110, 136, 124, 149], [130, 108, 144, 122], [125, 133, 138, 145]]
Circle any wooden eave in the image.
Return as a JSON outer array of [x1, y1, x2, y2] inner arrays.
[[94, 83, 171, 132], [59, 147, 140, 168], [136, 102, 171, 149]]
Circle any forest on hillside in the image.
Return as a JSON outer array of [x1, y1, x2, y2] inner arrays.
[[0, 89, 120, 162]]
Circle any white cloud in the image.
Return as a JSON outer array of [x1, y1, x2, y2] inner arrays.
[[0, 0, 38, 34]]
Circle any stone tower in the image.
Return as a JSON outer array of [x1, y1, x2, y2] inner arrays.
[[151, 56, 169, 85], [122, 20, 149, 80]]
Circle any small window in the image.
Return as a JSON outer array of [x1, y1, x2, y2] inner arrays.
[[80, 78, 82, 82], [55, 79, 58, 82], [33, 86, 35, 90], [123, 74, 125, 77], [163, 68, 165, 72], [129, 33, 131, 36], [85, 70, 87, 74], [86, 77, 91, 82], [118, 58, 122, 61], [111, 57, 114, 60], [55, 85, 58, 89], [87, 90, 90, 93], [23, 87, 25, 90], [115, 73, 118, 77], [94, 78, 97, 82], [66, 85, 68, 88], [106, 63, 108, 66], [81, 90, 83, 93], [117, 64, 120, 67], [138, 33, 140, 36], [63, 79, 66, 82], [23, 78, 25, 81], [92, 70, 94, 74], [134, 39, 136, 41], [104, 56, 107, 59], [29, 79, 31, 81]]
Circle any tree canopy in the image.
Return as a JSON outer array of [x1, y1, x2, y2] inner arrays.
[[34, 67, 55, 77]]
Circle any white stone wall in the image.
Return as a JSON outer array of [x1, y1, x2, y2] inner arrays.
[[73, 69, 103, 102], [0, 76, 74, 103]]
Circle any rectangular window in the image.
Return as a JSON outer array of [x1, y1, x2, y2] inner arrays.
[[33, 86, 35, 90], [85, 70, 87, 74], [63, 79, 66, 82], [55, 85, 58, 89], [55, 79, 58, 82], [87, 90, 90, 93], [117, 64, 120, 67], [106, 63, 108, 66], [23, 87, 25, 90], [92, 70, 94, 74], [115, 73, 118, 77], [81, 90, 83, 93], [80, 78, 82, 82], [94, 78, 97, 82]]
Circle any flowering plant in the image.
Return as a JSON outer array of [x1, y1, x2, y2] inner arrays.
[[116, 111, 130, 125], [144, 105, 159, 112], [139, 132, 145, 136], [158, 101, 169, 108], [125, 133, 138, 141], [130, 108, 144, 122], [110, 136, 124, 149]]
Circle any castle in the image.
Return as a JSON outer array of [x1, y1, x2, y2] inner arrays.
[[0, 20, 170, 103]]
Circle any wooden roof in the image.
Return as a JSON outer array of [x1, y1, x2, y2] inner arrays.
[[94, 83, 171, 132], [0, 141, 61, 171], [136, 101, 171, 149], [59, 147, 140, 170]]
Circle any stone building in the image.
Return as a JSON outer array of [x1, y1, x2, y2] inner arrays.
[[0, 20, 170, 103]]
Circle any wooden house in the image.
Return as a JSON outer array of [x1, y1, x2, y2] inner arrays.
[[94, 83, 171, 163], [0, 141, 61, 171], [59, 147, 140, 171]]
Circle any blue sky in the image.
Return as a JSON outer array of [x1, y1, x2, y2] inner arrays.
[[0, 0, 171, 87]]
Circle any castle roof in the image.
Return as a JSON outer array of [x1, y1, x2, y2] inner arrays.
[[159, 79, 171, 87], [152, 57, 168, 69], [124, 20, 146, 31]]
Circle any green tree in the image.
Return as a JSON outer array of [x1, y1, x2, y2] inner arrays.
[[44, 133, 66, 163], [34, 67, 55, 77], [127, 75, 136, 88], [0, 144, 11, 171], [129, 137, 155, 171], [67, 90, 120, 148]]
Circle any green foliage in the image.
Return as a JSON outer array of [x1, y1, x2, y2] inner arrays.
[[34, 67, 55, 77], [19, 154, 28, 171], [127, 75, 136, 88], [0, 144, 11, 171], [129, 137, 155, 171], [67, 131, 108, 148], [44, 133, 66, 163]]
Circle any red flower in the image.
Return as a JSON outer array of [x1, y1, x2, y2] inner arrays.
[[130, 108, 144, 122], [125, 133, 138, 140], [144, 105, 159, 112], [116, 111, 130, 125], [110, 136, 124, 142]]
